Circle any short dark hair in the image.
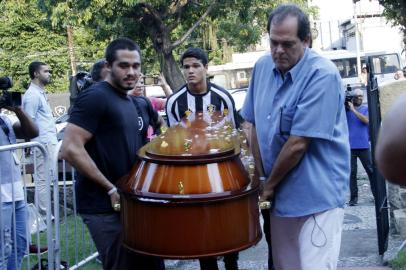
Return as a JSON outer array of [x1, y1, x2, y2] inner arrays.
[[105, 37, 141, 64], [28, 61, 47, 79], [180, 48, 208, 66], [91, 58, 106, 82], [267, 4, 310, 42]]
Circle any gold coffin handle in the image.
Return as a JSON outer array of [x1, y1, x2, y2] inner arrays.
[[258, 200, 271, 210]]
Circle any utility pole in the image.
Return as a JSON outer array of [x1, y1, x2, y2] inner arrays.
[[353, 0, 362, 81], [67, 25, 77, 76]]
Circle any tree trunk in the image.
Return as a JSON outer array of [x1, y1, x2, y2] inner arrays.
[[161, 51, 185, 91], [67, 26, 77, 75], [147, 24, 185, 91]]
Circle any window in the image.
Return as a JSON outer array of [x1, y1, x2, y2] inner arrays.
[[237, 71, 247, 80], [370, 54, 400, 75], [332, 58, 366, 78]]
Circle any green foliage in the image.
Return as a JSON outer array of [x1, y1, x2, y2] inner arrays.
[[38, 0, 315, 88], [0, 0, 70, 92], [21, 214, 101, 270], [1, 0, 317, 92], [390, 250, 406, 270], [379, 0, 406, 37], [0, 1, 110, 93]]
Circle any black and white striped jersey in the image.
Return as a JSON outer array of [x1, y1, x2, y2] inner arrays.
[[165, 82, 239, 127]]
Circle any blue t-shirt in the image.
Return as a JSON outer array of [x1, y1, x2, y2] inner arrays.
[[240, 49, 350, 217], [346, 105, 369, 149]]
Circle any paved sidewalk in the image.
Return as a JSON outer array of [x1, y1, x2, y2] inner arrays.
[[339, 267, 391, 270]]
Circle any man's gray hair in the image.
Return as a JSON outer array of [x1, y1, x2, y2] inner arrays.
[[353, 88, 363, 96]]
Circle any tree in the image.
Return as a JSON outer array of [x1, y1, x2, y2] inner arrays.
[[0, 0, 70, 92], [379, 0, 406, 54], [0, 0, 108, 93], [39, 0, 315, 91]]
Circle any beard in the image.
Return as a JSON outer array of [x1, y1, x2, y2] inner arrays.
[[353, 100, 362, 106], [40, 77, 51, 85], [111, 72, 137, 91]]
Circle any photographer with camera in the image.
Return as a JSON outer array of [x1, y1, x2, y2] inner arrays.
[[0, 76, 39, 269], [22, 61, 57, 218], [346, 88, 376, 206]]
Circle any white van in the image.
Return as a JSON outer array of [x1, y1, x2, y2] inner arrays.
[[320, 49, 404, 86]]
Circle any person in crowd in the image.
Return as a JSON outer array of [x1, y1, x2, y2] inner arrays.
[[165, 48, 238, 129], [394, 69, 405, 80], [90, 58, 109, 83], [60, 37, 164, 270], [360, 66, 368, 85], [128, 74, 163, 143], [129, 73, 172, 111], [1, 105, 38, 269], [376, 94, 406, 186], [165, 47, 239, 270], [240, 4, 350, 270], [346, 88, 376, 206], [22, 61, 58, 218]]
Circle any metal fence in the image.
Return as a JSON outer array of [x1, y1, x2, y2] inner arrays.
[[0, 141, 99, 270]]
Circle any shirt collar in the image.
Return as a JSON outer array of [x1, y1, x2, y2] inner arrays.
[[29, 82, 46, 94], [186, 81, 210, 96], [272, 48, 310, 82]]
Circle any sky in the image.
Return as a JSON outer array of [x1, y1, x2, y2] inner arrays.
[[310, 0, 383, 22]]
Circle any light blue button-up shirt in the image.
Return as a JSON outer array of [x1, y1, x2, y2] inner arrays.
[[241, 48, 350, 217], [0, 114, 24, 202], [22, 83, 57, 144]]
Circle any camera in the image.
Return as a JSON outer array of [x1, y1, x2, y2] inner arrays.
[[75, 71, 93, 92], [0, 76, 22, 108], [144, 75, 159, 85], [345, 84, 357, 111]]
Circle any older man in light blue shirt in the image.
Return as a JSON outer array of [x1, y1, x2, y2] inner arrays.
[[241, 4, 350, 270], [22, 61, 57, 217]]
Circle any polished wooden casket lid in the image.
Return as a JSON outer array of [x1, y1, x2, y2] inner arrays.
[[145, 111, 238, 161], [119, 111, 251, 196]]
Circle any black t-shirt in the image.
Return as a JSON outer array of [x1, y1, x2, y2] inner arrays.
[[69, 81, 143, 214], [131, 96, 160, 145]]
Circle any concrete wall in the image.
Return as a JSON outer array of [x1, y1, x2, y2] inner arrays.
[[379, 79, 406, 117], [378, 79, 406, 235]]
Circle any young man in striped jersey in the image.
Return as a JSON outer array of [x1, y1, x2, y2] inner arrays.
[[165, 48, 239, 129], [165, 47, 239, 270]]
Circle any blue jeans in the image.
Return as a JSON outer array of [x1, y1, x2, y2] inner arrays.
[[0, 201, 28, 270]]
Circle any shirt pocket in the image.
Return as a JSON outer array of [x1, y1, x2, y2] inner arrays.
[[268, 106, 295, 162], [278, 106, 295, 136]]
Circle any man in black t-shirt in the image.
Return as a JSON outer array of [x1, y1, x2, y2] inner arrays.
[[165, 47, 239, 270], [61, 37, 164, 270], [132, 95, 161, 144]]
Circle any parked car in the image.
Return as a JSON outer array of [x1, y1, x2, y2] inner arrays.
[[228, 88, 247, 112], [55, 113, 69, 141]]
